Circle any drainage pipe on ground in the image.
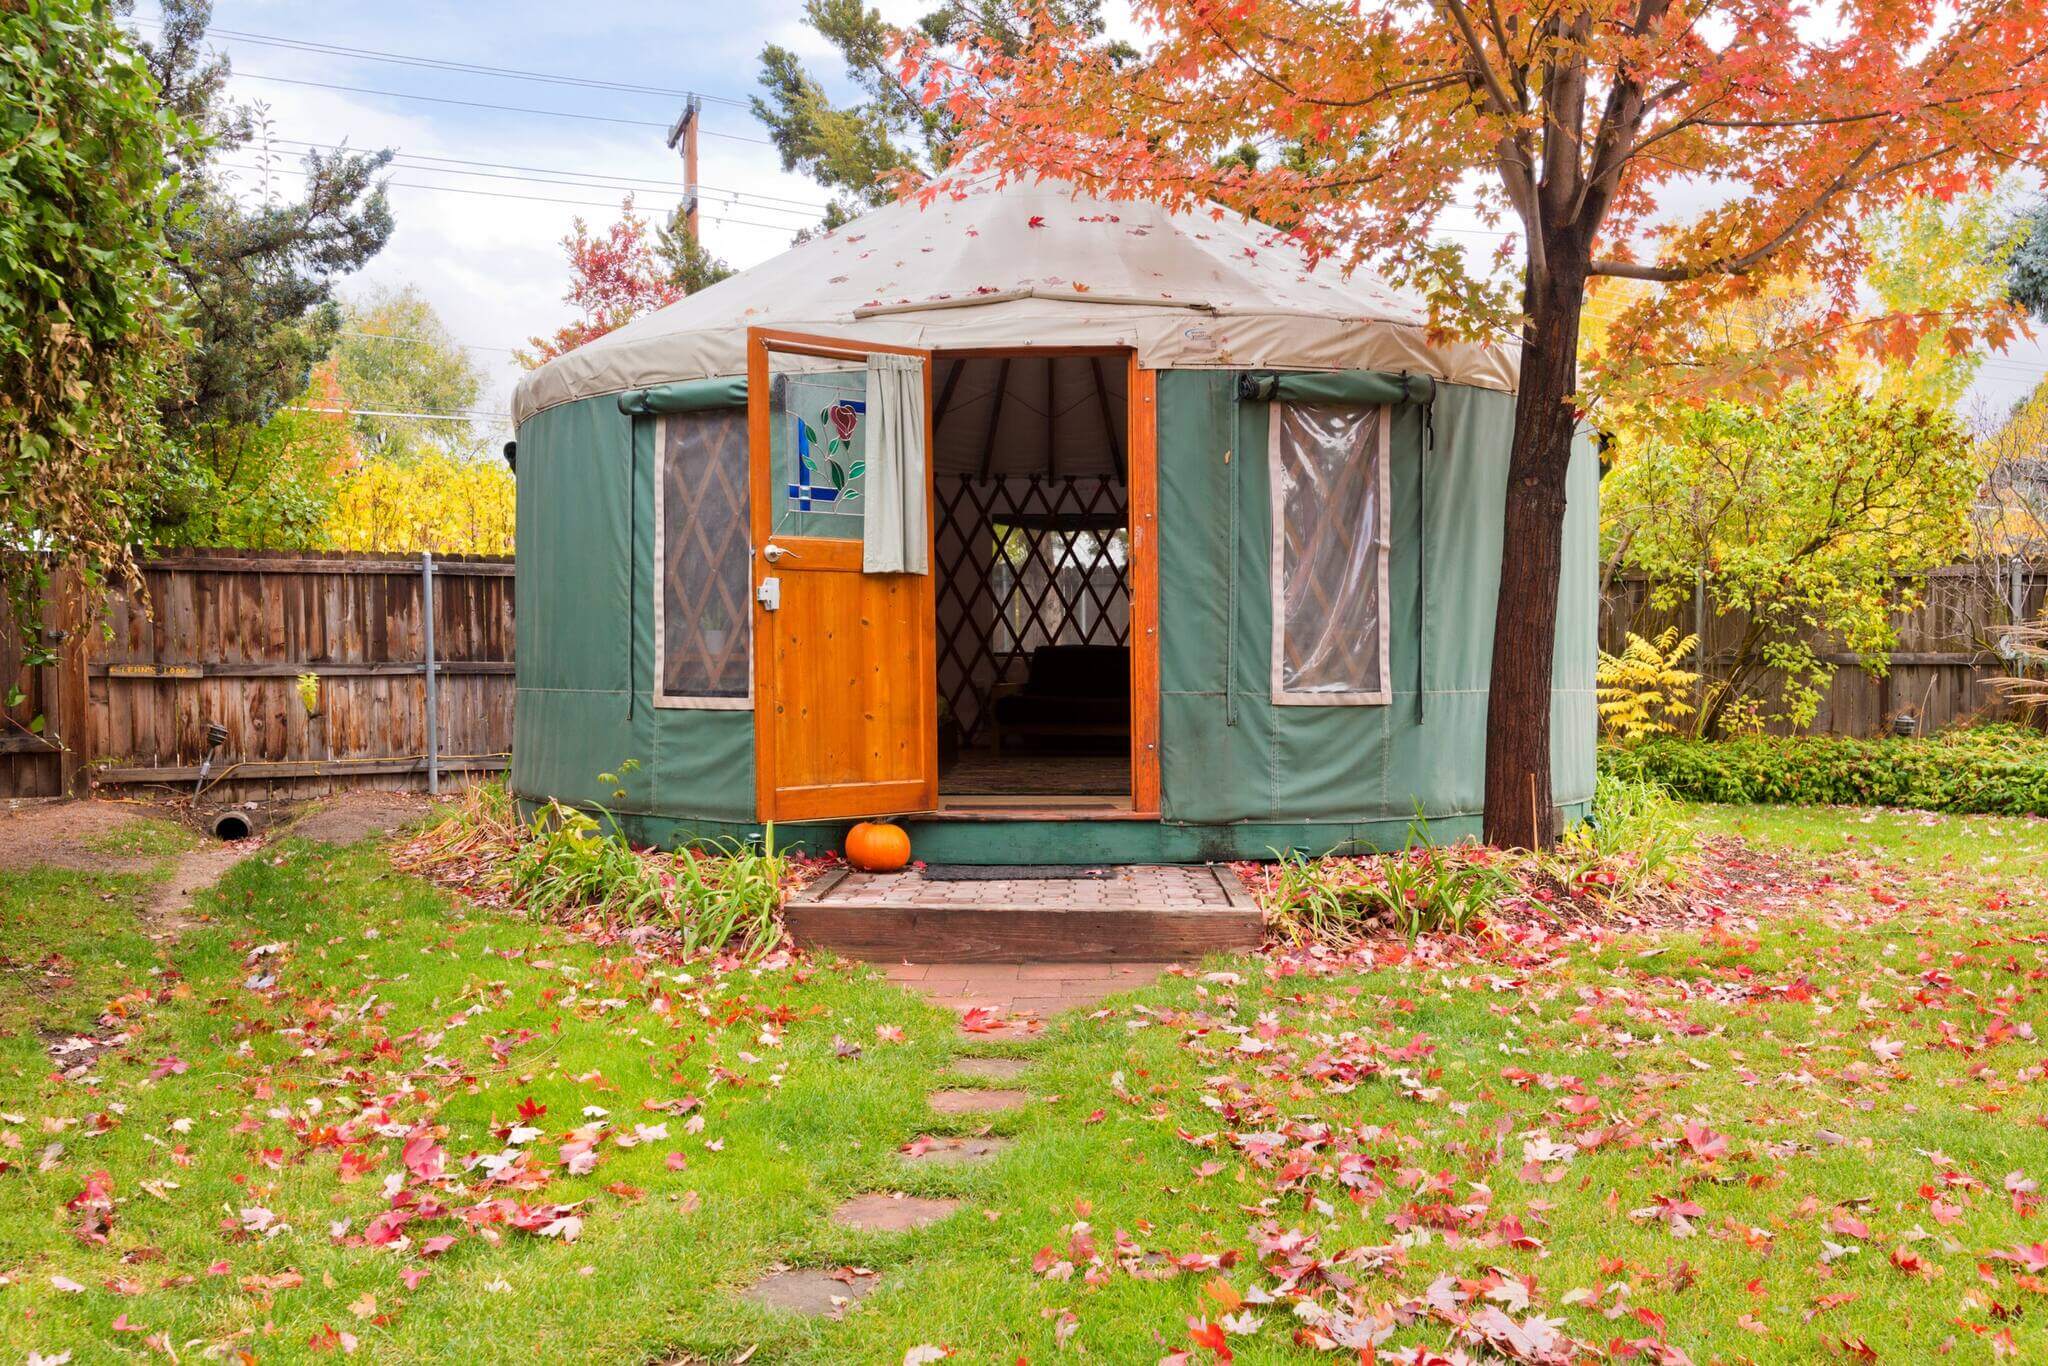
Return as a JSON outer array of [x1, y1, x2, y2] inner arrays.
[[209, 810, 256, 841]]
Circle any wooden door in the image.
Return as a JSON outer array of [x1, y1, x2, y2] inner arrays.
[[749, 329, 938, 822]]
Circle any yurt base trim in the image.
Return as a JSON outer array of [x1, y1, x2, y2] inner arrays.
[[520, 802, 1592, 865]]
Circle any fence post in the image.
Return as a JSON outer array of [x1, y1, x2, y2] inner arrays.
[[52, 563, 94, 797], [1693, 569, 1707, 714], [421, 552, 439, 796]]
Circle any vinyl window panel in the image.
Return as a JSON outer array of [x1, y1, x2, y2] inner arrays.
[[1269, 402, 1392, 706]]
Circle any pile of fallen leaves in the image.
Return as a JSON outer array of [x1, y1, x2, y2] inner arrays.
[[1234, 835, 1726, 952]]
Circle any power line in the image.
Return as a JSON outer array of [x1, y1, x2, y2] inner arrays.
[[221, 161, 807, 229], [267, 138, 830, 211], [255, 139, 822, 219], [130, 18, 750, 107], [291, 405, 510, 422], [270, 139, 682, 193], [341, 329, 521, 356], [230, 72, 771, 142]]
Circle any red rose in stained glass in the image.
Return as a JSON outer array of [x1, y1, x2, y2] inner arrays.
[[828, 402, 859, 443]]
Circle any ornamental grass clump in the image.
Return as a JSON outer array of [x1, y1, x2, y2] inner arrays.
[[1266, 837, 1516, 945], [1542, 771, 1694, 904], [1263, 781, 1693, 946], [401, 782, 785, 957]]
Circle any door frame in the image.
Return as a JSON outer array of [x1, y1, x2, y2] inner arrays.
[[1126, 354, 1161, 817], [748, 326, 939, 823], [924, 345, 1162, 819]]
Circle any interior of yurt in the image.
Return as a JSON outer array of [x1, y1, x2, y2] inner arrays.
[[508, 178, 1599, 862]]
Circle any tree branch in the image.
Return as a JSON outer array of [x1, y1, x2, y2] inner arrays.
[[1590, 138, 1883, 281]]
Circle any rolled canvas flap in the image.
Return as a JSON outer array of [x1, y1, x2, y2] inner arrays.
[[1237, 370, 1435, 407], [617, 376, 748, 415]]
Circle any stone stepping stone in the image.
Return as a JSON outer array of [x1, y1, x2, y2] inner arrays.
[[743, 1266, 878, 1317], [898, 1134, 1012, 1166], [832, 1192, 961, 1232], [929, 1088, 1029, 1115], [951, 1056, 1030, 1082], [958, 1020, 1041, 1042], [953, 1006, 1043, 1041]]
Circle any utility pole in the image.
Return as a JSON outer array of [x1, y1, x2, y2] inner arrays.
[[667, 94, 701, 241]]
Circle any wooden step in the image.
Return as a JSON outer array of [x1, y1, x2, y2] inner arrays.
[[784, 865, 1265, 964]]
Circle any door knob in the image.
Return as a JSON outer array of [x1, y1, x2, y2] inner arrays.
[[762, 543, 798, 563]]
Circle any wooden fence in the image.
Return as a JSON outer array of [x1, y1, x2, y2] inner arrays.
[[1602, 562, 2048, 736], [1, 550, 513, 802], [5, 552, 2046, 802]]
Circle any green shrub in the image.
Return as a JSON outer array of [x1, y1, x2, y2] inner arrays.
[[1603, 725, 2048, 815]]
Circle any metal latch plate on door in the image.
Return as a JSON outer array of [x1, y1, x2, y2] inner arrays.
[[756, 577, 780, 611]]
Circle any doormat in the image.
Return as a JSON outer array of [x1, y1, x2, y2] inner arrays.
[[919, 864, 1120, 881]]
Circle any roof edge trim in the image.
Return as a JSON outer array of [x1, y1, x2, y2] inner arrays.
[[853, 285, 1219, 319]]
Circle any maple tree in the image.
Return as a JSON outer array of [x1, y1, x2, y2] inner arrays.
[[522, 197, 730, 366], [900, 0, 2048, 845], [521, 198, 682, 366]]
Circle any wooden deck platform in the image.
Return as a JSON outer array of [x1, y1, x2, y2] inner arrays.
[[784, 863, 1264, 963]]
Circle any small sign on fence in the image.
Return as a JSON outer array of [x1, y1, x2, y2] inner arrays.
[[106, 663, 203, 679]]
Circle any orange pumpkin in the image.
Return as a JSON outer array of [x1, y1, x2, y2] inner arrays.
[[845, 821, 911, 872]]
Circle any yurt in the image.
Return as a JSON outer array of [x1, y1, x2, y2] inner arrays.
[[508, 178, 1597, 862]]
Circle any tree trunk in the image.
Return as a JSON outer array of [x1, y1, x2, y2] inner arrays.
[[1483, 261, 1587, 848]]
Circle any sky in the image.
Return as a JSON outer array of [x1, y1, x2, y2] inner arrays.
[[129, 2, 2046, 449]]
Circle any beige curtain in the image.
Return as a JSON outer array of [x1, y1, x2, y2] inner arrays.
[[862, 352, 928, 574]]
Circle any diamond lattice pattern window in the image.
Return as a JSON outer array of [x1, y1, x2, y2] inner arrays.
[[1270, 402, 1391, 705], [657, 410, 751, 706]]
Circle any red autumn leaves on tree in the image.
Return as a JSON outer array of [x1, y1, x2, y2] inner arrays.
[[522, 198, 682, 367], [898, 0, 2048, 846]]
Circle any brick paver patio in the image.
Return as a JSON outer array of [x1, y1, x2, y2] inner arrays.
[[785, 863, 1261, 963], [882, 959, 1176, 1016]]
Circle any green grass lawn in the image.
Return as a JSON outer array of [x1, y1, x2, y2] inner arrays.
[[1, 805, 2044, 1363]]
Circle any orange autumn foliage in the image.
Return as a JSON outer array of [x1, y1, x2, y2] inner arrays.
[[898, 0, 2048, 846], [900, 1, 2042, 394]]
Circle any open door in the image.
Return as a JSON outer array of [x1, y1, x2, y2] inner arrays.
[[749, 329, 938, 822]]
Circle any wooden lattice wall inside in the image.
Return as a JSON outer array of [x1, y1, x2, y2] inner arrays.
[[935, 474, 1130, 741]]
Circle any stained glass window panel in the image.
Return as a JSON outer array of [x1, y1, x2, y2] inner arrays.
[[770, 365, 869, 540]]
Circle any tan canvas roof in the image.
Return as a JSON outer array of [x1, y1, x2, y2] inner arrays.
[[512, 178, 1520, 426]]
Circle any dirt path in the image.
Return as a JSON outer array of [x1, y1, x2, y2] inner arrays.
[[0, 798, 176, 875], [2, 792, 434, 940]]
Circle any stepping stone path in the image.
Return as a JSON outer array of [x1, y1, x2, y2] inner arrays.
[[743, 1266, 879, 1318], [951, 1055, 1030, 1082], [898, 1134, 1011, 1165], [731, 962, 1177, 1317], [831, 1192, 962, 1232], [928, 1087, 1030, 1115]]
